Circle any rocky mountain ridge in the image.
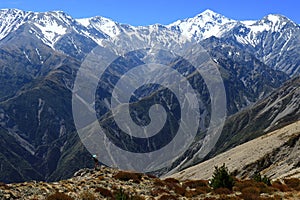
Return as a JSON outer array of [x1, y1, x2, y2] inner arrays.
[[1, 8, 299, 76]]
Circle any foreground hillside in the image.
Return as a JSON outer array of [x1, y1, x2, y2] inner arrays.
[[169, 120, 300, 181], [1, 166, 300, 199]]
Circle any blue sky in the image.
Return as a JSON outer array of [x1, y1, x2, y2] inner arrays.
[[0, 0, 299, 25]]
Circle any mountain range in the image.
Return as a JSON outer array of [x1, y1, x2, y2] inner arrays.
[[0, 8, 299, 183]]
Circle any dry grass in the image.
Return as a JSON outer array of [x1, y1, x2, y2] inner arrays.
[[79, 191, 96, 200], [271, 180, 290, 192], [157, 194, 178, 200], [213, 187, 232, 195], [284, 178, 300, 191], [163, 178, 180, 184], [240, 186, 260, 200], [182, 179, 209, 189], [234, 179, 275, 194]]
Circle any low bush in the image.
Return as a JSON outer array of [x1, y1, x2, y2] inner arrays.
[[113, 171, 143, 183], [173, 185, 186, 196], [151, 188, 170, 196], [163, 178, 180, 184], [146, 173, 157, 179], [0, 182, 10, 190], [159, 178, 186, 196], [46, 192, 74, 200], [79, 191, 96, 200], [95, 187, 113, 198], [271, 180, 290, 192], [284, 178, 300, 191], [153, 178, 165, 187], [240, 186, 260, 200], [157, 194, 177, 200], [182, 179, 208, 189], [213, 187, 232, 194], [234, 179, 274, 194]]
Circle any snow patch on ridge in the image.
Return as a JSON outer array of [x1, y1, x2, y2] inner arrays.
[[77, 16, 121, 38]]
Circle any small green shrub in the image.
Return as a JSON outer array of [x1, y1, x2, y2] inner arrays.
[[210, 163, 234, 190], [253, 172, 271, 186], [114, 188, 131, 200]]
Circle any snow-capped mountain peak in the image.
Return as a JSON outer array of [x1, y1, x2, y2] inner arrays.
[[0, 8, 299, 76], [30, 12, 71, 46], [195, 9, 230, 23], [76, 16, 121, 38], [0, 9, 76, 47], [0, 9, 106, 48], [167, 9, 237, 41], [0, 9, 30, 40], [243, 14, 298, 34]]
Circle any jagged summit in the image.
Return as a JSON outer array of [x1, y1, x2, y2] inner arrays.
[[0, 8, 79, 46], [166, 9, 236, 40], [76, 15, 121, 38], [195, 9, 231, 21], [250, 13, 300, 32], [1, 8, 298, 48]]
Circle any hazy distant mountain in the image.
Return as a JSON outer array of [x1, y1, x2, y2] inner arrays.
[[0, 8, 298, 182]]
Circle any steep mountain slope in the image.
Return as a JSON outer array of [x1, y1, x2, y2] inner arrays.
[[0, 30, 90, 181], [223, 15, 300, 76], [201, 37, 288, 114], [168, 120, 300, 181], [210, 76, 300, 158], [164, 75, 300, 176]]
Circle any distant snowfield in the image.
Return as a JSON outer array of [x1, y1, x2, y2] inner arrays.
[[167, 120, 300, 180]]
